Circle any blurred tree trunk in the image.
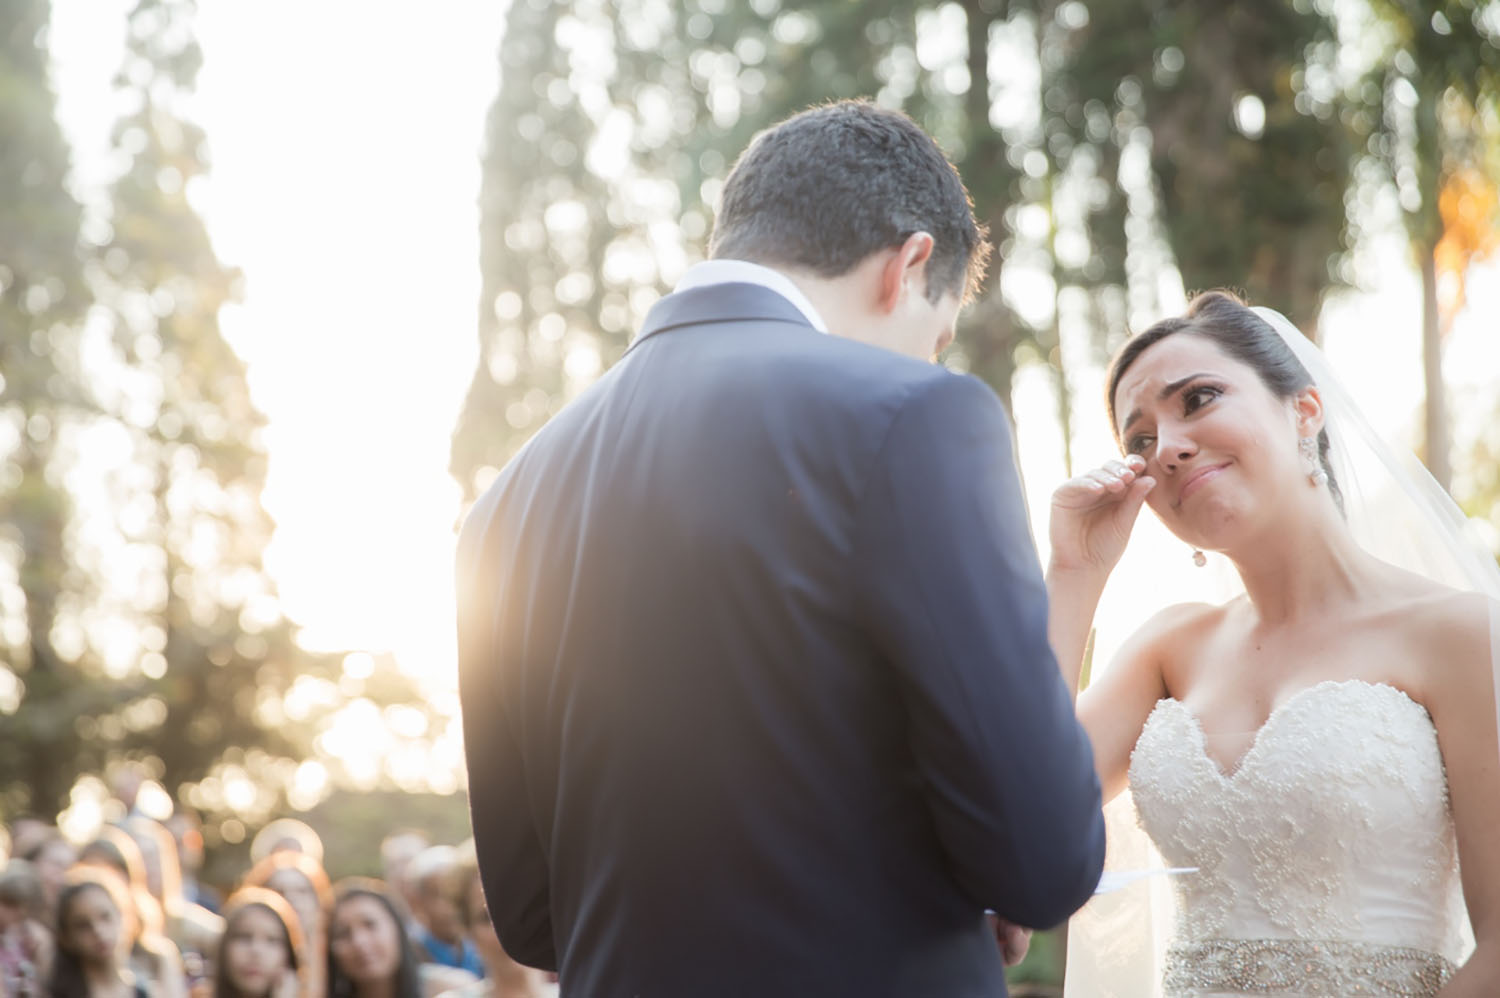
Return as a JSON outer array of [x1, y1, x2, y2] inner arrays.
[[1356, 0, 1500, 491], [956, 0, 1025, 415], [1419, 247, 1448, 489]]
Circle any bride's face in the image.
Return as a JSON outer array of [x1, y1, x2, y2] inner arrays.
[[1112, 333, 1308, 548]]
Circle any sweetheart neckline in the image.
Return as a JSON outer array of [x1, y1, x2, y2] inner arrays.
[[1150, 678, 1426, 782]]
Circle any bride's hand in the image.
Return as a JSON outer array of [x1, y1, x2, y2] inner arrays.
[[1049, 454, 1155, 577]]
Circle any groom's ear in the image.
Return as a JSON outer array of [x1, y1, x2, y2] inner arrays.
[[877, 232, 936, 314]]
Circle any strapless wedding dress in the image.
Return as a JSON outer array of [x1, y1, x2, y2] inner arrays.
[[1128, 679, 1467, 997]]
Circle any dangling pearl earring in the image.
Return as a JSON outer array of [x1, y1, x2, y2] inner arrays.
[[1299, 436, 1328, 487], [1192, 548, 1207, 567]]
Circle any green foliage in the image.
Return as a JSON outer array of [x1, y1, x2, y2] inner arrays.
[[1054, 0, 1350, 332], [450, 0, 1375, 501], [451, 0, 1048, 500], [1355, 0, 1500, 248], [1346, 0, 1500, 486]]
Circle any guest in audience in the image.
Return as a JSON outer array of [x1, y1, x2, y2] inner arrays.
[[165, 812, 221, 916], [0, 859, 53, 998], [325, 881, 427, 998], [10, 820, 53, 865], [433, 865, 551, 998], [405, 850, 481, 979], [240, 853, 332, 998], [48, 868, 141, 998], [376, 834, 427, 940], [78, 828, 187, 998], [21, 833, 74, 926], [107, 768, 147, 821], [124, 817, 224, 994], [214, 889, 302, 998], [248, 823, 323, 870]]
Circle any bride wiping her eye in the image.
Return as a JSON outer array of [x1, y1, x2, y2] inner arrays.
[[1048, 290, 1500, 998]]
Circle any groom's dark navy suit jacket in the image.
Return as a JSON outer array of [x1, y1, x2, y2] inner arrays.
[[457, 283, 1105, 997]]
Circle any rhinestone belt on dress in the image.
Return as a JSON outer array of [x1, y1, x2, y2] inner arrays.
[[1163, 938, 1457, 997]]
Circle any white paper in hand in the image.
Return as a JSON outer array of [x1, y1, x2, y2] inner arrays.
[[1093, 867, 1198, 896]]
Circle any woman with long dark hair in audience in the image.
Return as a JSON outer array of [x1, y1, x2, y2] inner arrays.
[[48, 868, 143, 998], [324, 882, 421, 998], [239, 852, 331, 998], [212, 889, 301, 998], [78, 828, 186, 998]]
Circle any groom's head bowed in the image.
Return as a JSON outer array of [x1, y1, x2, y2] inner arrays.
[[709, 100, 991, 360]]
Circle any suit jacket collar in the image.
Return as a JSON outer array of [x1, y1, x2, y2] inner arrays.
[[626, 283, 816, 354]]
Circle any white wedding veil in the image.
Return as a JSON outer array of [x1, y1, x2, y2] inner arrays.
[[1061, 305, 1500, 997]]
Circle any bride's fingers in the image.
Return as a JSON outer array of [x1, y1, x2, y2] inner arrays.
[[1122, 474, 1156, 511], [1087, 468, 1130, 493]]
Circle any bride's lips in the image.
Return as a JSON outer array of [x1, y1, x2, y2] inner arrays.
[[1175, 463, 1229, 507]]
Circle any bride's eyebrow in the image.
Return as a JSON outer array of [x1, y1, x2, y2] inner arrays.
[[1120, 372, 1217, 432]]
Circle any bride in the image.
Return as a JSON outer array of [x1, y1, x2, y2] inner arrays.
[[1046, 291, 1500, 997]]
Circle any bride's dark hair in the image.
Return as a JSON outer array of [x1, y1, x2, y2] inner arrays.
[[1107, 290, 1343, 513]]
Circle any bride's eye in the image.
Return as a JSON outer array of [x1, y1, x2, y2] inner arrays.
[[1126, 433, 1154, 455], [1183, 385, 1222, 413]]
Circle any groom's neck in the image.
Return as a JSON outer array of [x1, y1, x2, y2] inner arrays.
[[727, 254, 875, 343]]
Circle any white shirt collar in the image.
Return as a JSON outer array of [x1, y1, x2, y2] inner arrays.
[[672, 259, 829, 333]]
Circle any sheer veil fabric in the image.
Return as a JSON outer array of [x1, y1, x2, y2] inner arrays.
[[1061, 307, 1500, 997]]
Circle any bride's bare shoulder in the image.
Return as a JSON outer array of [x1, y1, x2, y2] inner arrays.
[[1131, 599, 1236, 649], [1108, 600, 1235, 689], [1388, 586, 1497, 700]]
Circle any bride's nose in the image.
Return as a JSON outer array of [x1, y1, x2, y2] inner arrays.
[[1155, 428, 1197, 473]]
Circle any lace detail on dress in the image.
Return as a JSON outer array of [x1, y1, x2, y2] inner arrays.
[[1129, 680, 1464, 982]]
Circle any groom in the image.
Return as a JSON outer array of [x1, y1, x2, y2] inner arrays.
[[457, 100, 1105, 997]]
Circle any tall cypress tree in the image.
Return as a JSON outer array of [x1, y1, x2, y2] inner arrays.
[[0, 0, 98, 816], [86, 0, 450, 817]]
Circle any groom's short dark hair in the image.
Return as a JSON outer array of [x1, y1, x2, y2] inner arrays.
[[709, 100, 990, 304]]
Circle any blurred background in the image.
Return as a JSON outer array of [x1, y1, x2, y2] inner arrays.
[[4, 0, 1498, 992]]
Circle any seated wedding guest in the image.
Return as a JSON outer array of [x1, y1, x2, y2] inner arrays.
[[376, 835, 427, 940], [325, 881, 432, 998], [124, 818, 223, 995], [21, 833, 74, 927], [164, 813, 220, 916], [247, 824, 323, 870], [239, 853, 331, 998], [108, 768, 148, 821], [434, 866, 552, 998], [48, 867, 142, 998], [10, 820, 53, 864], [405, 850, 481, 979], [214, 889, 302, 998], [78, 829, 187, 998], [0, 859, 53, 997]]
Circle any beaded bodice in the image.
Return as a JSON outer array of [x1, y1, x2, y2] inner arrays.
[[1129, 680, 1466, 995]]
